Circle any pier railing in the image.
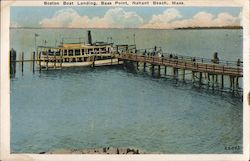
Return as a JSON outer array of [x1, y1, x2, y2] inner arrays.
[[135, 48, 242, 67]]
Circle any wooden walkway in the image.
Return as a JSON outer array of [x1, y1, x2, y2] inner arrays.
[[9, 49, 243, 92], [115, 53, 243, 77]]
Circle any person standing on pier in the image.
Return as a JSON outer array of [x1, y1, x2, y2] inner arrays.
[[212, 52, 219, 64], [237, 58, 241, 66]]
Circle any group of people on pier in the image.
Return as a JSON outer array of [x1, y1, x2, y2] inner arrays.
[[140, 48, 241, 67]]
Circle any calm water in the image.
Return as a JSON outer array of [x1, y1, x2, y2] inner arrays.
[[10, 29, 243, 154]]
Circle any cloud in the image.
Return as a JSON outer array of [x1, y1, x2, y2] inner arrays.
[[141, 8, 181, 28], [39, 8, 242, 29], [149, 8, 182, 24], [39, 8, 143, 28], [142, 9, 241, 29], [10, 21, 22, 28]]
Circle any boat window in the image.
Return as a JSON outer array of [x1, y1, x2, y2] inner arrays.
[[64, 50, 67, 56], [55, 51, 60, 56], [82, 49, 85, 55], [75, 49, 80, 56], [69, 50, 73, 56]]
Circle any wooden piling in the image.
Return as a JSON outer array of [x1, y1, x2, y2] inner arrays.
[[29, 53, 32, 72], [143, 63, 146, 72], [151, 64, 155, 76], [164, 66, 167, 75], [182, 69, 185, 81], [39, 52, 41, 71], [212, 74, 215, 90], [236, 77, 239, 88], [60, 51, 63, 68], [21, 52, 24, 73], [46, 51, 49, 70], [221, 75, 224, 89], [176, 68, 178, 80], [10, 49, 17, 76], [199, 72, 202, 87], [232, 77, 235, 92], [230, 76, 233, 89], [33, 52, 35, 73], [192, 71, 195, 83], [158, 65, 160, 77], [173, 68, 178, 80], [173, 68, 176, 79]]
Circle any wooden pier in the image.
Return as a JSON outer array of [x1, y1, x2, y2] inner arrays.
[[115, 53, 242, 77], [115, 53, 242, 92], [9, 50, 243, 93]]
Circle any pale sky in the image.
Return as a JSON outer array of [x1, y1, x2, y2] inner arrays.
[[10, 7, 242, 29]]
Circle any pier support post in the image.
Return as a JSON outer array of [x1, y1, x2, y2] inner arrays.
[[143, 63, 146, 72], [229, 76, 236, 91], [182, 69, 185, 82], [207, 73, 211, 87], [10, 49, 16, 77], [236, 77, 239, 88], [230, 76, 232, 89], [221, 75, 224, 89], [176, 69, 178, 80], [232, 76, 235, 92], [137, 61, 139, 69], [158, 65, 160, 77], [212, 74, 215, 90], [39, 52, 41, 71], [60, 52, 63, 68], [192, 71, 195, 83], [21, 52, 24, 73], [164, 66, 167, 76], [46, 51, 49, 70], [33, 51, 35, 73], [173, 68, 176, 79], [173, 68, 178, 80], [199, 72, 202, 87], [151, 64, 155, 76], [215, 75, 218, 86]]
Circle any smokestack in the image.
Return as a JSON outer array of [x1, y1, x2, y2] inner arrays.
[[87, 30, 92, 45]]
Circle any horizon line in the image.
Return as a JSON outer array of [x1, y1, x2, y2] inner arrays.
[[10, 26, 243, 30]]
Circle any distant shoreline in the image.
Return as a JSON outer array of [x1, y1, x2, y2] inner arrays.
[[175, 26, 243, 30], [10, 26, 243, 30]]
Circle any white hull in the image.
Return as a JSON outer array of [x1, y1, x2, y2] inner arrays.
[[39, 59, 123, 68]]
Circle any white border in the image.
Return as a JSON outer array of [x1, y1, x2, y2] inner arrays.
[[1, 1, 249, 161]]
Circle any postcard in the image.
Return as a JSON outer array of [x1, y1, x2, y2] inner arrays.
[[1, 0, 249, 161]]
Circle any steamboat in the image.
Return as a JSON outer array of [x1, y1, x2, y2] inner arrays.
[[37, 30, 136, 68]]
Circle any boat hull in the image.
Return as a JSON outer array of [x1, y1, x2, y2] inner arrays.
[[38, 58, 123, 68]]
